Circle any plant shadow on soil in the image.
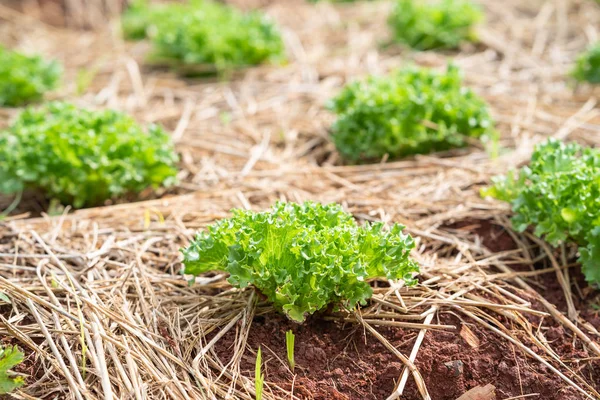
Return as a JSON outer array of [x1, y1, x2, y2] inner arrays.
[[214, 220, 599, 400]]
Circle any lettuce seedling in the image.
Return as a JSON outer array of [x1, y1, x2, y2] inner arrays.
[[328, 64, 495, 163], [285, 330, 295, 372], [0, 46, 61, 107], [182, 201, 419, 322], [482, 139, 600, 285], [571, 43, 600, 84], [121, 0, 285, 73], [0, 345, 24, 394], [388, 0, 483, 51], [0, 102, 178, 208]]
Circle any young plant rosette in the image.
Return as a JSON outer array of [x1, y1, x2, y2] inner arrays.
[[482, 138, 600, 285], [121, 0, 285, 73], [388, 0, 483, 51], [0, 102, 178, 208], [181, 201, 419, 322], [328, 64, 495, 163], [0, 46, 61, 107]]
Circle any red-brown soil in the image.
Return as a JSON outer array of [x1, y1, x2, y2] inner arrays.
[[215, 312, 592, 400], [213, 219, 600, 400], [450, 220, 600, 331]]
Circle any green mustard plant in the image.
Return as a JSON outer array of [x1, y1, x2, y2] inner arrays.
[[0, 46, 61, 107], [328, 64, 495, 163], [388, 0, 483, 51], [122, 0, 285, 73], [571, 42, 600, 84], [285, 330, 295, 372], [182, 201, 419, 322], [0, 102, 178, 208], [482, 138, 600, 285], [0, 345, 24, 394]]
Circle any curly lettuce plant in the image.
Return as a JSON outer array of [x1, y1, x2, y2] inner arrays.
[[0, 102, 178, 208], [482, 139, 600, 285], [0, 46, 61, 107], [328, 64, 495, 162], [389, 0, 483, 50], [121, 0, 285, 72], [182, 201, 419, 322], [571, 43, 600, 84]]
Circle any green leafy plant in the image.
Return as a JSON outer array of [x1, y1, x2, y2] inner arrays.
[[255, 347, 264, 400], [0, 46, 61, 107], [121, 0, 285, 73], [571, 43, 600, 84], [182, 201, 419, 322], [121, 0, 160, 40], [388, 0, 483, 50], [0, 345, 24, 394], [328, 64, 495, 163], [482, 138, 600, 285], [285, 330, 295, 372], [0, 102, 178, 208]]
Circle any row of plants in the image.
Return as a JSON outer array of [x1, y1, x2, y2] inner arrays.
[[0, 62, 489, 208], [2, 0, 599, 108], [1, 54, 596, 212], [117, 0, 600, 79]]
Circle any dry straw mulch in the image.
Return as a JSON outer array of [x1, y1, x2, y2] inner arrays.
[[0, 0, 600, 399]]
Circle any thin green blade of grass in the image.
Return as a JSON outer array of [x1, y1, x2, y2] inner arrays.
[[285, 330, 295, 372], [255, 347, 264, 400]]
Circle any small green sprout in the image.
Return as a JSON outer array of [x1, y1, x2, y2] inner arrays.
[[0, 292, 10, 304], [255, 347, 264, 400], [75, 67, 99, 95], [285, 330, 295, 372], [0, 345, 24, 394]]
